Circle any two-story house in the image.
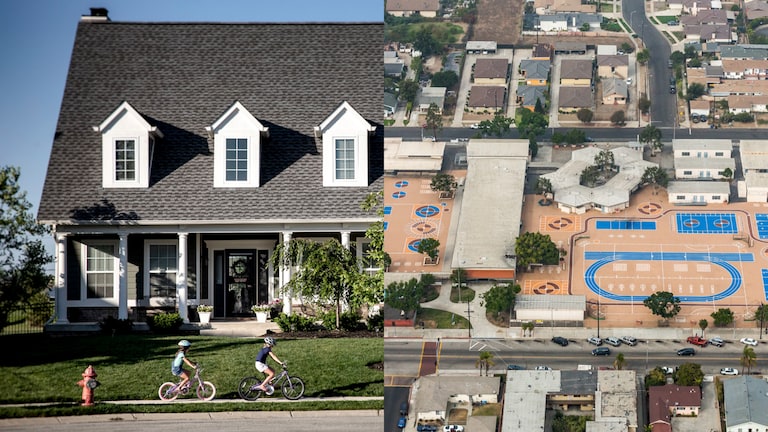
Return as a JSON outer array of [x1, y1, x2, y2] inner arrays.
[[38, 10, 383, 326]]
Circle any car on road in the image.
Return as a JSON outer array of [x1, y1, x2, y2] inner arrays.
[[400, 402, 408, 416], [507, 364, 525, 370], [469, 123, 480, 129], [585, 136, 595, 142], [709, 337, 725, 347], [621, 336, 638, 346], [587, 336, 603, 346], [670, 85, 677, 94], [398, 416, 407, 429], [443, 426, 464, 432], [592, 347, 611, 356], [417, 425, 438, 432], [677, 347, 695, 356], [661, 366, 677, 374], [741, 338, 759, 346], [626, 77, 632, 86], [720, 368, 739, 375], [605, 337, 622, 347], [535, 366, 552, 371], [552, 336, 569, 346], [687, 336, 708, 346]]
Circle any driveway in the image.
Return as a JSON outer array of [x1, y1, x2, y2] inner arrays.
[[671, 381, 721, 432]]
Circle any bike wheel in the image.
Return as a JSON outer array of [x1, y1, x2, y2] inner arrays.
[[158, 382, 179, 401], [281, 376, 305, 400], [197, 381, 216, 401], [238, 376, 263, 401]]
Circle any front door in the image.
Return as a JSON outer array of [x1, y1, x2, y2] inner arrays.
[[213, 249, 270, 317]]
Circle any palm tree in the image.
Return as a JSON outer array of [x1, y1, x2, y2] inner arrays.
[[741, 345, 757, 374], [698, 319, 708, 337], [476, 351, 495, 376], [613, 353, 626, 370]]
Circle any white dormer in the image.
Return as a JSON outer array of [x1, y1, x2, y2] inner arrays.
[[206, 101, 268, 188], [316, 101, 375, 187], [94, 101, 163, 188]]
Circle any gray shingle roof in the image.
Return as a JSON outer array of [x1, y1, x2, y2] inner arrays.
[[39, 21, 383, 224]]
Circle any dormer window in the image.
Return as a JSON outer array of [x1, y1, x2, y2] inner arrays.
[[317, 101, 375, 187], [207, 101, 268, 188], [93, 101, 163, 188]]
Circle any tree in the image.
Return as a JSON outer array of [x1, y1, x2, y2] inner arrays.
[[670, 51, 685, 66], [478, 114, 515, 137], [514, 232, 560, 270], [643, 291, 681, 322], [269, 238, 360, 330], [636, 49, 650, 65], [529, 137, 539, 158], [686, 82, 706, 100], [698, 319, 708, 337], [639, 125, 663, 155], [431, 70, 458, 88], [425, 103, 443, 140], [385, 277, 424, 318], [476, 351, 495, 376], [613, 353, 626, 370], [721, 167, 733, 182], [564, 129, 586, 144], [676, 363, 704, 386], [430, 173, 457, 194], [711, 308, 734, 327], [741, 345, 757, 374], [580, 165, 600, 187], [535, 177, 553, 203], [414, 26, 441, 57], [577, 108, 594, 124], [594, 149, 614, 172], [399, 79, 419, 103], [620, 42, 635, 53], [641, 166, 669, 195], [355, 192, 387, 309], [516, 109, 549, 139], [645, 367, 667, 387], [0, 166, 53, 331], [417, 238, 440, 262], [480, 282, 521, 317], [638, 93, 651, 115], [534, 98, 546, 114], [684, 44, 697, 59], [521, 321, 535, 336], [610, 110, 626, 126]]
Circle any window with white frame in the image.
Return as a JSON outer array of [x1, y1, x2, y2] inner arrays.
[[682, 151, 690, 156], [335, 138, 356, 180], [712, 195, 721, 200], [683, 170, 692, 175], [225, 138, 249, 181], [115, 139, 136, 181], [85, 243, 117, 299], [677, 195, 685, 200], [148, 243, 178, 298]]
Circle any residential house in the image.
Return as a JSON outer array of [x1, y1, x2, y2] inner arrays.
[[418, 87, 447, 113], [38, 10, 383, 325], [689, 99, 712, 118], [720, 44, 768, 60], [411, 376, 500, 426], [560, 59, 593, 86], [724, 376, 768, 432], [727, 95, 768, 113], [722, 59, 768, 79], [668, 0, 715, 14], [531, 43, 554, 61], [746, 0, 768, 20], [385, 92, 398, 117], [385, 51, 405, 77], [534, 0, 595, 14], [602, 78, 628, 104], [648, 384, 702, 432], [536, 13, 602, 32], [474, 58, 510, 85], [596, 55, 629, 79], [467, 86, 506, 112], [710, 80, 768, 97], [516, 85, 548, 111], [684, 24, 736, 43], [519, 59, 551, 85], [558, 87, 593, 112], [466, 41, 498, 54], [385, 0, 440, 17], [554, 41, 587, 54]]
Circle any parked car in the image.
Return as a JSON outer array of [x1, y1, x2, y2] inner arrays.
[[677, 347, 695, 356], [661, 366, 677, 374], [398, 416, 407, 429], [692, 114, 699, 123], [720, 367, 739, 376], [621, 336, 638, 346], [709, 337, 725, 347], [670, 85, 677, 94], [605, 337, 622, 347], [443, 426, 464, 432], [552, 336, 569, 346], [687, 336, 707, 346], [587, 336, 603, 346], [592, 347, 611, 356], [469, 123, 480, 129], [507, 364, 525, 370], [741, 338, 758, 346], [400, 402, 408, 416], [535, 366, 552, 371], [417, 425, 438, 432], [668, 20, 679, 25], [626, 77, 633, 86]]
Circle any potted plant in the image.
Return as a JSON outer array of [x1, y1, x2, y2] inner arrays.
[[430, 173, 458, 199], [251, 304, 271, 323], [196, 304, 213, 325], [417, 238, 440, 265]]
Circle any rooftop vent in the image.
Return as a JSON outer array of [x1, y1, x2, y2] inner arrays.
[[81, 7, 110, 22]]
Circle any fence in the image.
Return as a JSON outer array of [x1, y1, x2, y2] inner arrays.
[[0, 301, 54, 336]]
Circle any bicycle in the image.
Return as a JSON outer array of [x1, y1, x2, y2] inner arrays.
[[158, 365, 217, 401], [237, 363, 305, 401]]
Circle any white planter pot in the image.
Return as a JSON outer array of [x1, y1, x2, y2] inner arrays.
[[255, 312, 268, 323], [199, 311, 211, 325]]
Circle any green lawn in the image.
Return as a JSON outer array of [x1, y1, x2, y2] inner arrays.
[[418, 308, 471, 329], [450, 286, 476, 303], [1, 334, 382, 415]]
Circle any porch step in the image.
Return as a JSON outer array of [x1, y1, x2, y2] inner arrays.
[[199, 320, 281, 338]]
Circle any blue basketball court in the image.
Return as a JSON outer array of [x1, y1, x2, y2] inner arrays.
[[675, 212, 738, 234], [763, 269, 768, 300], [756, 214, 768, 239], [596, 220, 656, 230]]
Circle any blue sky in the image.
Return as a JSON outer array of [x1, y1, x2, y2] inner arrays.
[[0, 0, 382, 221]]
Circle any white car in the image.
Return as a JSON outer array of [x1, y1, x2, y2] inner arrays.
[[443, 426, 464, 432], [587, 336, 603, 346], [720, 368, 739, 376], [604, 337, 622, 347], [469, 123, 480, 129], [741, 337, 758, 346], [661, 366, 677, 375], [535, 366, 552, 371]]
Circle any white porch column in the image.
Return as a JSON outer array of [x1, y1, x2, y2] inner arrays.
[[177, 233, 189, 323], [54, 232, 69, 324], [340, 231, 351, 249], [280, 231, 293, 315], [118, 233, 129, 320]]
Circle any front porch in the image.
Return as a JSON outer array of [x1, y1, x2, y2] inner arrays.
[[45, 318, 282, 337]]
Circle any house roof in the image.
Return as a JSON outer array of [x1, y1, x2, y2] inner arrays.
[[596, 55, 629, 67], [560, 59, 593, 80], [720, 44, 768, 60], [648, 384, 701, 427], [385, 0, 440, 12], [520, 59, 552, 80], [474, 58, 509, 79], [724, 376, 768, 428], [602, 77, 627, 97], [39, 21, 383, 224], [516, 84, 547, 108], [468, 86, 506, 108], [559, 86, 593, 108]]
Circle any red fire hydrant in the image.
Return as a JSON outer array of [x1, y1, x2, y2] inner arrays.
[[77, 365, 99, 406]]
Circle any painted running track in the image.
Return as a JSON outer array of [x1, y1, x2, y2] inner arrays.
[[584, 251, 754, 302]]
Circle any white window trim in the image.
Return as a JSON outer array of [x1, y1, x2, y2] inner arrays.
[[333, 136, 359, 183], [144, 239, 179, 305], [77, 240, 119, 306], [318, 101, 374, 188], [111, 137, 140, 184], [356, 237, 380, 274], [208, 101, 267, 188]]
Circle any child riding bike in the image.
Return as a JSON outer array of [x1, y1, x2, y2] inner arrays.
[[172, 339, 197, 390], [254, 337, 283, 391]]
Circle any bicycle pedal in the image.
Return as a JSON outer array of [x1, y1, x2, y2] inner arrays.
[[264, 385, 275, 395]]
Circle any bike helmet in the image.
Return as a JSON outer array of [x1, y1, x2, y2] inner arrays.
[[264, 337, 276, 346], [178, 339, 192, 347]]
